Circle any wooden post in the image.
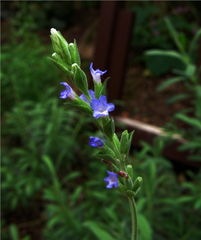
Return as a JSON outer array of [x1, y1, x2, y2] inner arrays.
[[108, 10, 133, 100], [94, 2, 119, 70], [94, 2, 133, 101]]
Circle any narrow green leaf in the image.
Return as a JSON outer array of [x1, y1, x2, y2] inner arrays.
[[189, 29, 201, 54], [83, 221, 116, 240], [120, 130, 129, 154], [175, 113, 201, 130], [157, 77, 184, 91], [9, 225, 19, 240], [166, 94, 189, 104], [145, 49, 185, 63], [138, 214, 152, 240]]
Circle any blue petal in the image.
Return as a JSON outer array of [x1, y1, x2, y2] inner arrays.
[[80, 94, 89, 103], [107, 103, 115, 112], [107, 171, 117, 177], [106, 184, 113, 189], [60, 82, 69, 88], [88, 90, 95, 99], [99, 95, 107, 104], [90, 99, 100, 110], [59, 90, 69, 99]]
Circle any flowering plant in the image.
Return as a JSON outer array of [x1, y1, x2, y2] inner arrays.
[[49, 28, 142, 240]]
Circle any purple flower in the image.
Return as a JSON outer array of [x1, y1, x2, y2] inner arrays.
[[104, 171, 119, 189], [59, 82, 75, 99], [80, 90, 95, 103], [89, 136, 104, 148], [90, 63, 107, 83], [90, 96, 115, 119]]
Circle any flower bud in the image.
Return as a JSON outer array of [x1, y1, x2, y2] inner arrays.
[[50, 28, 72, 66], [133, 176, 143, 195], [69, 41, 81, 66], [126, 164, 133, 179], [50, 28, 58, 35], [72, 63, 89, 96]]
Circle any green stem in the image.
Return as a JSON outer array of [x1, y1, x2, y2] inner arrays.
[[128, 196, 138, 240]]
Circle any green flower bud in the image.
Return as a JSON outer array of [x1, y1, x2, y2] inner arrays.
[[69, 40, 81, 66], [133, 176, 143, 195], [126, 164, 134, 179], [50, 28, 72, 66], [72, 63, 89, 96], [50, 52, 72, 77]]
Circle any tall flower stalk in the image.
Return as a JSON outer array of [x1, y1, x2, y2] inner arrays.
[[49, 28, 143, 240]]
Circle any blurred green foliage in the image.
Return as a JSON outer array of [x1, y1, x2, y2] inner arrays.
[[2, 2, 201, 240], [131, 2, 200, 51], [145, 18, 201, 161]]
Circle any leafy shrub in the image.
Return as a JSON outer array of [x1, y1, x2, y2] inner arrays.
[[145, 18, 201, 161]]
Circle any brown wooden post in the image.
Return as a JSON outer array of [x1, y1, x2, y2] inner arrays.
[[94, 2, 133, 101], [108, 10, 133, 100], [94, 2, 119, 70]]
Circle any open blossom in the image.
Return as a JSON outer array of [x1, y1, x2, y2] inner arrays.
[[89, 136, 104, 148], [59, 82, 75, 99], [104, 171, 119, 189], [90, 63, 107, 83], [79, 90, 95, 103], [90, 96, 115, 119]]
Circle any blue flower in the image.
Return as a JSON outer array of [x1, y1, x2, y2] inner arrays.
[[59, 82, 75, 99], [79, 90, 95, 103], [90, 96, 115, 119], [104, 171, 119, 189], [89, 136, 104, 148], [90, 63, 107, 83]]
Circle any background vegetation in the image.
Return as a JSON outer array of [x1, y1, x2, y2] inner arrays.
[[2, 2, 201, 240]]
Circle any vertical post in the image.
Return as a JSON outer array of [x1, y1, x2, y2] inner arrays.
[[108, 10, 134, 100], [94, 2, 134, 101], [94, 2, 118, 69]]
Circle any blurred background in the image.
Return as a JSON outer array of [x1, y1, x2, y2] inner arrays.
[[1, 1, 201, 240]]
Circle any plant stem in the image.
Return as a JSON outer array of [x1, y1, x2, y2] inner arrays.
[[128, 196, 138, 240]]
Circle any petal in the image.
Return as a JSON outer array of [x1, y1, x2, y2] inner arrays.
[[104, 177, 110, 182], [89, 62, 95, 74], [107, 103, 115, 112], [59, 90, 69, 99], [106, 183, 113, 189], [93, 111, 108, 119], [96, 69, 107, 75], [99, 95, 107, 104], [90, 99, 99, 110], [80, 94, 89, 103], [88, 90, 95, 99], [112, 182, 119, 188], [60, 82, 69, 88]]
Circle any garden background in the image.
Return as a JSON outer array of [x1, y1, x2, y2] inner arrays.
[[1, 1, 201, 240]]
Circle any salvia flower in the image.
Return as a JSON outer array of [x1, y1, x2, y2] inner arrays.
[[104, 171, 119, 189], [89, 136, 104, 148], [90, 63, 107, 83], [90, 96, 115, 119], [59, 82, 75, 99], [79, 90, 95, 104]]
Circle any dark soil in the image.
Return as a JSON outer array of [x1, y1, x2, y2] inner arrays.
[[121, 65, 187, 127]]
